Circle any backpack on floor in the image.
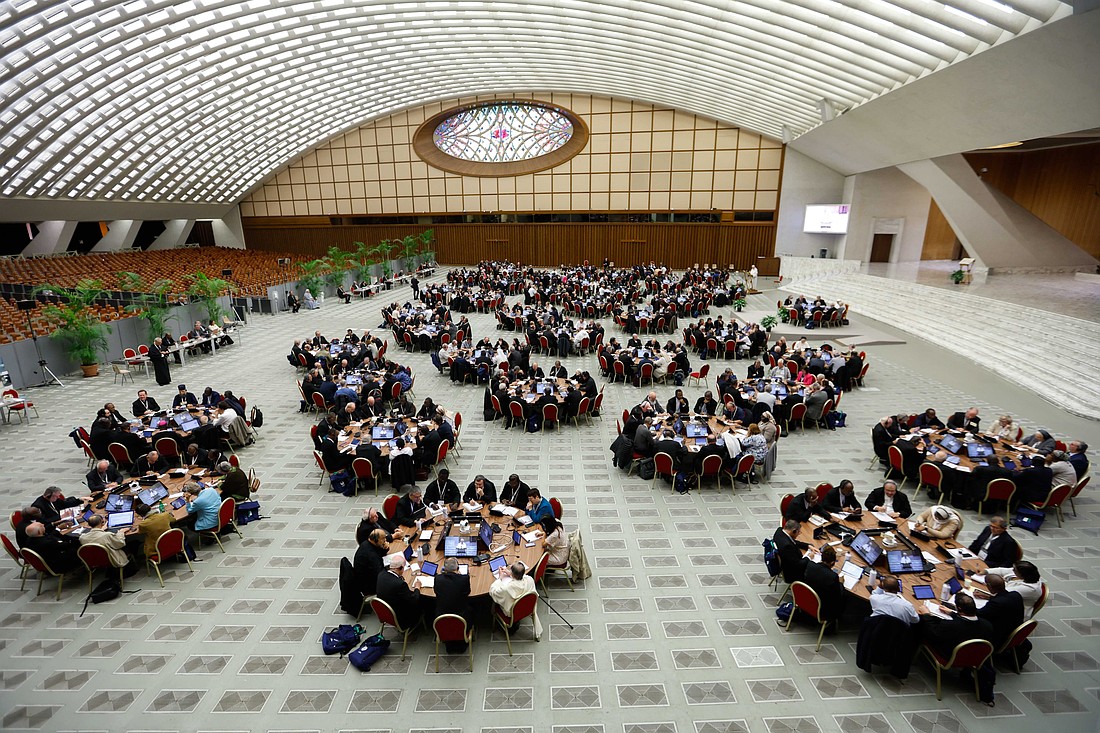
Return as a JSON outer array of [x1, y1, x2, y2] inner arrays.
[[235, 500, 261, 525], [322, 623, 364, 656], [348, 633, 391, 671], [250, 406, 264, 428], [762, 538, 781, 577], [1011, 506, 1045, 534], [637, 458, 655, 481], [674, 471, 697, 494], [330, 469, 356, 497]]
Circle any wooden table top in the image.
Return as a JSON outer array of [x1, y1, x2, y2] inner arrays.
[[899, 428, 1041, 474], [63, 467, 222, 535], [645, 412, 749, 453], [399, 505, 544, 597], [337, 416, 430, 457], [800, 511, 989, 609]]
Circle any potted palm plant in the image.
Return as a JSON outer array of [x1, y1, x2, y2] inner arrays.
[[323, 246, 356, 289], [120, 272, 177, 341], [34, 279, 111, 377], [186, 272, 233, 322]]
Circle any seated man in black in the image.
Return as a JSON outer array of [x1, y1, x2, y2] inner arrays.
[[353, 528, 389, 597], [692, 433, 726, 473], [871, 416, 895, 463], [392, 486, 427, 528], [433, 557, 473, 652], [31, 486, 89, 525], [375, 553, 427, 629], [131, 389, 161, 417], [918, 593, 995, 705], [22, 521, 81, 572], [913, 408, 945, 430], [319, 425, 352, 473], [803, 545, 845, 623], [86, 459, 124, 491], [464, 475, 498, 503], [693, 391, 719, 416], [772, 520, 809, 584], [172, 384, 198, 409], [946, 407, 981, 433], [654, 429, 687, 471], [967, 516, 1018, 568], [132, 450, 169, 477], [785, 488, 829, 523], [424, 468, 461, 507], [499, 474, 531, 508], [822, 480, 861, 515], [355, 507, 397, 545], [864, 480, 912, 518]]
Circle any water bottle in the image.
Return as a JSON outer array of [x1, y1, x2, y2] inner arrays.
[[868, 569, 878, 586], [940, 583, 951, 602], [158, 500, 166, 514]]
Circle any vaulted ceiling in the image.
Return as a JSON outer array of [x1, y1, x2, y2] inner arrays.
[[0, 0, 1073, 209]]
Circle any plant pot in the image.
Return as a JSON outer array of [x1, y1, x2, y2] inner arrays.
[[81, 363, 99, 377]]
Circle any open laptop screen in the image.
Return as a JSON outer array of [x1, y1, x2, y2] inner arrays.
[[106, 511, 135, 529], [850, 531, 882, 566]]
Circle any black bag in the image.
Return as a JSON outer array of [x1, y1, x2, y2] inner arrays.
[[637, 457, 655, 480], [1011, 506, 1045, 534], [250, 407, 264, 428], [79, 578, 125, 617], [338, 557, 365, 616]]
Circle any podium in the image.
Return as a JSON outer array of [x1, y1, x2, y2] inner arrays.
[[958, 258, 975, 285]]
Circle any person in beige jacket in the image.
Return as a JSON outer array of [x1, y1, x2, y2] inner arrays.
[[79, 514, 133, 568], [911, 505, 963, 540]]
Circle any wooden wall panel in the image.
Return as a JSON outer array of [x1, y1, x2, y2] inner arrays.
[[241, 219, 776, 270], [920, 200, 959, 260]]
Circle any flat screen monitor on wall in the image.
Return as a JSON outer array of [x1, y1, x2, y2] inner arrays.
[[803, 204, 850, 234]]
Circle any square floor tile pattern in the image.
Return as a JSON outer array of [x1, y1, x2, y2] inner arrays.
[[1, 275, 1099, 733]]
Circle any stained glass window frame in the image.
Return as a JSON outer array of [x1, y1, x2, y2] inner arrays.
[[413, 100, 589, 178]]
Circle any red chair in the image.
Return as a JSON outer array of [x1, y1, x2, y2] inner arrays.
[[390, 382, 403, 403], [108, 442, 133, 469], [313, 450, 336, 485], [688, 363, 710, 387], [1054, 440, 1067, 452], [433, 439, 451, 473], [785, 581, 831, 650], [2, 388, 37, 422], [612, 360, 627, 384], [1025, 483, 1074, 528], [729, 453, 756, 488], [779, 494, 795, 525], [507, 401, 525, 430], [2, 533, 29, 591], [352, 457, 378, 496], [591, 391, 603, 420], [652, 452, 676, 488], [229, 454, 241, 468], [370, 597, 415, 660], [432, 614, 474, 672], [705, 338, 718, 359], [489, 394, 504, 423], [698, 454, 725, 492], [787, 403, 807, 434], [996, 619, 1038, 674], [598, 354, 609, 379], [1031, 582, 1048, 618], [920, 639, 994, 701], [381, 494, 400, 519], [77, 543, 124, 593], [493, 590, 540, 654], [1069, 475, 1089, 517], [979, 478, 1016, 515], [199, 498, 242, 552], [123, 347, 147, 375], [724, 339, 738, 359], [549, 497, 563, 520], [917, 463, 944, 501], [452, 412, 463, 455], [541, 403, 559, 432], [155, 437, 181, 467], [638, 362, 654, 387], [811, 399, 834, 431], [573, 397, 591, 427], [529, 551, 551, 594], [9, 510, 22, 530], [886, 445, 907, 490], [814, 483, 832, 503], [312, 392, 332, 412], [21, 547, 69, 600]]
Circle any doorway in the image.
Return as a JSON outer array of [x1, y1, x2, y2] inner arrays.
[[869, 233, 894, 263]]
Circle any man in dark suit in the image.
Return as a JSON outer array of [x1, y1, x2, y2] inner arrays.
[[961, 456, 1015, 510], [353, 529, 389, 597], [654, 429, 687, 471], [976, 574, 1024, 648], [31, 486, 89, 525], [666, 389, 690, 415], [967, 517, 1018, 568], [355, 507, 397, 545], [392, 487, 427, 528], [375, 554, 425, 629], [864, 481, 912, 518], [633, 418, 657, 457], [1013, 461, 1054, 504], [918, 594, 995, 705], [424, 468, 461, 506], [693, 391, 719, 416], [822, 480, 861, 514], [786, 488, 829, 523], [319, 425, 351, 473], [131, 389, 161, 417], [132, 450, 169, 477], [871, 417, 895, 462], [1068, 440, 1089, 479], [773, 520, 808, 584], [172, 384, 198, 409], [804, 545, 845, 622], [946, 407, 981, 432], [22, 522, 81, 572], [464, 475, 498, 503], [433, 557, 472, 652], [86, 459, 124, 491], [500, 474, 531, 508]]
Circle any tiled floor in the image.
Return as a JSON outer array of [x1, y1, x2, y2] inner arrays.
[[1, 270, 1098, 733]]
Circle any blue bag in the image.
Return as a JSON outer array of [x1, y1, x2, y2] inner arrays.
[[329, 469, 356, 496], [322, 624, 364, 656], [348, 633, 391, 671]]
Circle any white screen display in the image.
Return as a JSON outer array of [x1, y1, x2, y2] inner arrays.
[[803, 204, 850, 233]]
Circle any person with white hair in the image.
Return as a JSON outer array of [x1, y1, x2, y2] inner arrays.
[[489, 561, 542, 637], [374, 552, 425, 629], [911, 505, 962, 540]]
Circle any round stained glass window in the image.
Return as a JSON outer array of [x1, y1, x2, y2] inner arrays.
[[413, 100, 588, 177]]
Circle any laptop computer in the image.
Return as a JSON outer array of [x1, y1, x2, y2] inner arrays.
[[849, 531, 883, 567], [137, 483, 169, 506], [685, 423, 707, 438], [966, 442, 993, 459], [106, 510, 135, 530], [178, 417, 200, 431], [372, 425, 394, 440], [938, 435, 963, 454], [886, 549, 925, 574], [105, 494, 133, 512]]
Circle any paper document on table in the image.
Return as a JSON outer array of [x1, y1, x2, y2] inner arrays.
[[870, 512, 895, 523], [842, 574, 859, 590], [829, 513, 848, 522], [167, 492, 184, 500], [522, 530, 541, 542], [516, 515, 533, 525], [494, 505, 520, 517], [948, 547, 976, 561], [408, 562, 420, 574], [923, 601, 953, 620], [954, 465, 972, 473], [462, 501, 482, 512], [417, 575, 435, 588], [809, 515, 827, 526], [419, 529, 433, 541], [921, 552, 940, 566], [191, 469, 206, 477], [427, 505, 443, 518], [458, 565, 468, 575]]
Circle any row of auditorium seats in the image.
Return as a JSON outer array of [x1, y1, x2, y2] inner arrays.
[[781, 273, 1100, 420]]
